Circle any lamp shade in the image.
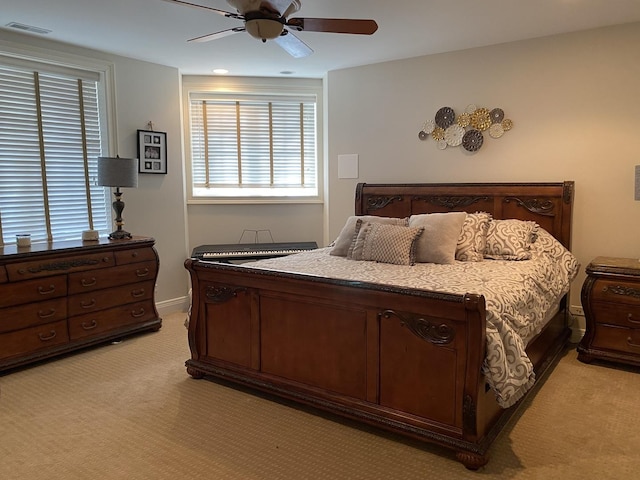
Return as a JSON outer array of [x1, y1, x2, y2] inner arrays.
[[97, 156, 138, 188]]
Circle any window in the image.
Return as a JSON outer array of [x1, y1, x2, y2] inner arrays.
[[185, 78, 322, 203], [0, 56, 110, 244]]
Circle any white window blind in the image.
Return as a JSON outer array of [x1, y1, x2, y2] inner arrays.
[[0, 62, 110, 244], [189, 93, 317, 199]]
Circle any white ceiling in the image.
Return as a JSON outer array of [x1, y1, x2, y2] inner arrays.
[[2, 0, 640, 78]]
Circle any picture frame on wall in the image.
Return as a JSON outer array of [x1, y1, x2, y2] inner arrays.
[[137, 129, 167, 174]]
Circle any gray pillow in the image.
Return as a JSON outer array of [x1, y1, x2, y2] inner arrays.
[[408, 212, 467, 264], [330, 215, 408, 256], [347, 220, 424, 266]]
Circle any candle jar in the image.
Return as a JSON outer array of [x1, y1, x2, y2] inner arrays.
[[16, 234, 31, 247]]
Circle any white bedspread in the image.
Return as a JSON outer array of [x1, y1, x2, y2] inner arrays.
[[242, 229, 578, 408]]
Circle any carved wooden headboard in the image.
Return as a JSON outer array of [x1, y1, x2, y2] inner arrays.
[[354, 182, 574, 250]]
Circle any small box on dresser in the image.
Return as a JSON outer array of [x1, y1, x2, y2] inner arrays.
[[0, 236, 162, 373], [578, 256, 640, 367]]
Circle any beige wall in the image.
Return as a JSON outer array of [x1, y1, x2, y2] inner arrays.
[[326, 22, 640, 335]]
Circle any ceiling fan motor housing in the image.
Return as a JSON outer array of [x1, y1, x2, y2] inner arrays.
[[244, 11, 285, 40]]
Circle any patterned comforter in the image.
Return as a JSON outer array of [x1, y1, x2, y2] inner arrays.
[[243, 229, 579, 408]]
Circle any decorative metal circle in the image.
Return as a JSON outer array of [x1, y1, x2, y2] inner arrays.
[[435, 107, 455, 129], [490, 108, 504, 123], [489, 123, 504, 138], [462, 129, 484, 152], [418, 130, 428, 140], [422, 119, 435, 134], [456, 112, 471, 127], [465, 104, 477, 114], [502, 118, 514, 131], [470, 108, 491, 131], [437, 139, 448, 150], [444, 124, 465, 146], [432, 126, 445, 141]]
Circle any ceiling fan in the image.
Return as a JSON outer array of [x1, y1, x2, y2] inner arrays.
[[164, 0, 378, 58]]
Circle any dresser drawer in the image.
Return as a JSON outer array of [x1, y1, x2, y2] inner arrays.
[[0, 320, 69, 361], [591, 279, 640, 307], [68, 260, 158, 294], [115, 247, 157, 265], [0, 275, 67, 308], [0, 298, 67, 334], [68, 280, 155, 317], [591, 324, 640, 356], [591, 302, 640, 328], [68, 300, 157, 340], [5, 251, 114, 281]]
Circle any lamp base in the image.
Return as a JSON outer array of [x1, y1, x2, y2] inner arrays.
[[108, 229, 132, 240]]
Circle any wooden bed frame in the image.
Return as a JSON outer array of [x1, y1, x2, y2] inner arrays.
[[184, 182, 574, 470]]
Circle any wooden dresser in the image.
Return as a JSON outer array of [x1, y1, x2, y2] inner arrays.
[[578, 256, 640, 367], [0, 236, 161, 373]]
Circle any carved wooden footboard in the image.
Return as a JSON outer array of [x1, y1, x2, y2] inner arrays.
[[184, 182, 574, 469]]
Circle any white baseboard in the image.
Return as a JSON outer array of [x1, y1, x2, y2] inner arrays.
[[156, 296, 189, 317]]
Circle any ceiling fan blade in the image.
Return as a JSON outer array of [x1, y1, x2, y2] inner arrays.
[[287, 18, 378, 35], [188, 27, 245, 43], [274, 30, 313, 58], [163, 0, 243, 20]]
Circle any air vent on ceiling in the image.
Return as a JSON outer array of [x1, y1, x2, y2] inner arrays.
[[5, 22, 51, 35]]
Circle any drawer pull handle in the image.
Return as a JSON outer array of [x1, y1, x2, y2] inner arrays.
[[131, 288, 145, 298], [628, 313, 640, 324], [132, 252, 139, 258], [131, 307, 146, 318], [135, 268, 150, 277], [102, 257, 111, 263], [38, 330, 57, 341], [81, 299, 97, 309], [627, 337, 640, 348], [38, 309, 56, 319], [38, 285, 56, 295], [81, 277, 97, 287], [82, 319, 98, 330]]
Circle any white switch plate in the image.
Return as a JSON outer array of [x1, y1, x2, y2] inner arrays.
[[338, 154, 358, 179]]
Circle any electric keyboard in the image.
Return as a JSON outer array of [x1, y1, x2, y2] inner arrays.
[[191, 241, 318, 262]]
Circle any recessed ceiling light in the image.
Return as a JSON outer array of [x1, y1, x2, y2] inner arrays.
[[280, 71, 295, 75], [213, 69, 229, 75]]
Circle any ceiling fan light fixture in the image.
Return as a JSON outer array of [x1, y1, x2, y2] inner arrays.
[[245, 18, 283, 41]]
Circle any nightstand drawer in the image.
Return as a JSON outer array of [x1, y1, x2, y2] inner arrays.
[[591, 279, 640, 307], [0, 320, 69, 360], [591, 302, 640, 328], [591, 324, 640, 356]]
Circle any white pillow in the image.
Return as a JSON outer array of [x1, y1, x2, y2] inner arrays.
[[330, 215, 408, 257], [408, 212, 467, 264]]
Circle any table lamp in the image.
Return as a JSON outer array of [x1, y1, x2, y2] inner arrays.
[[97, 156, 138, 240]]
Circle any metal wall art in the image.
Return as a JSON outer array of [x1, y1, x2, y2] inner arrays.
[[419, 104, 513, 152]]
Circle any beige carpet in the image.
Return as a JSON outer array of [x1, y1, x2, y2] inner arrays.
[[2, 312, 640, 479]]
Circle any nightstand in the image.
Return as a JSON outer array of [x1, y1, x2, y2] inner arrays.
[[578, 256, 640, 367]]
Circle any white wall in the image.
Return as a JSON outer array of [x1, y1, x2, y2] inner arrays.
[[0, 30, 189, 315], [326, 22, 640, 335]]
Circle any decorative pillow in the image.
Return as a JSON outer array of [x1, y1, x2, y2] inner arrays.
[[456, 212, 492, 262], [408, 212, 467, 264], [330, 215, 408, 256], [347, 220, 424, 265], [484, 219, 539, 260]]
